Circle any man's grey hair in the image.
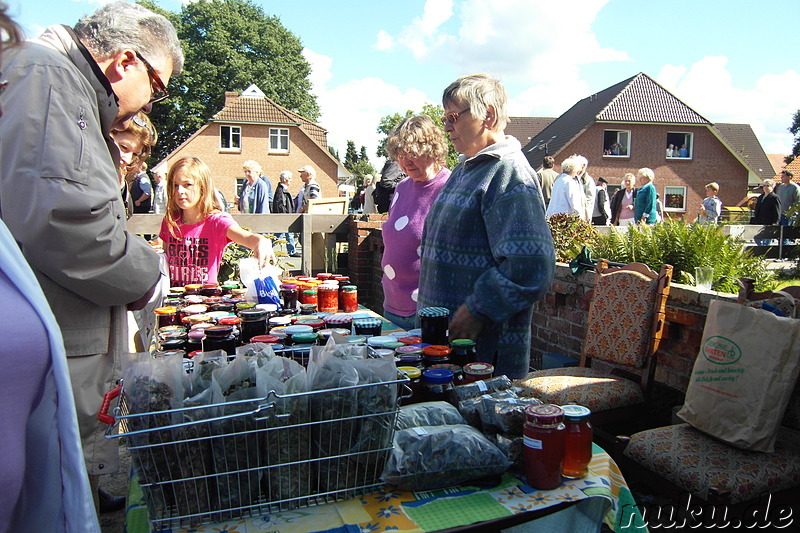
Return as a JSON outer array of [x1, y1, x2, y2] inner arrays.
[[279, 170, 292, 182], [74, 1, 184, 76], [442, 74, 508, 132], [561, 157, 579, 175]]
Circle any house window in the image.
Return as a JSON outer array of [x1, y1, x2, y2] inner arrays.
[[602, 130, 630, 157], [220, 125, 241, 151], [269, 128, 289, 153], [666, 133, 692, 159], [664, 185, 687, 211]]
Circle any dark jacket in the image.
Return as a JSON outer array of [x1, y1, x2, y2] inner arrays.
[[610, 187, 637, 225], [750, 192, 781, 225], [373, 160, 406, 213], [272, 182, 294, 214]]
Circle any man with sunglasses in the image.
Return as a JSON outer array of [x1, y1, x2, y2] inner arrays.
[[0, 1, 183, 514]]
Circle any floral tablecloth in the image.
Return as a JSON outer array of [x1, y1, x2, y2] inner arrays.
[[125, 443, 646, 533]]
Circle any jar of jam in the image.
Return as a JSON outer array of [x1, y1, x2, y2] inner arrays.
[[154, 306, 180, 328], [450, 339, 477, 367], [250, 334, 280, 345], [524, 404, 565, 490], [186, 328, 205, 354], [200, 283, 222, 297], [299, 303, 318, 314], [317, 272, 333, 281], [396, 352, 424, 370], [279, 283, 298, 311], [210, 302, 235, 314], [398, 336, 422, 346], [422, 345, 452, 368], [397, 366, 422, 406], [202, 325, 237, 355], [295, 318, 325, 331], [353, 318, 382, 337], [221, 281, 239, 295], [462, 362, 494, 384], [367, 335, 395, 349], [217, 316, 241, 337], [562, 405, 593, 479], [318, 328, 350, 343], [183, 283, 202, 295], [317, 283, 339, 313], [340, 285, 358, 313], [422, 368, 455, 404], [300, 289, 318, 307], [238, 308, 268, 344], [325, 313, 353, 332], [430, 363, 463, 384], [235, 301, 256, 313], [418, 307, 450, 345]]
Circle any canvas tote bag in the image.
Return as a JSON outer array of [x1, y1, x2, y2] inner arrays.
[[678, 299, 800, 452]]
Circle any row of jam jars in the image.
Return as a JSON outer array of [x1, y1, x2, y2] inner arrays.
[[523, 404, 593, 490]]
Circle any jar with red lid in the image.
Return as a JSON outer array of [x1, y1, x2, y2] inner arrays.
[[422, 345, 451, 368], [561, 405, 593, 479], [154, 306, 180, 328], [200, 283, 222, 297], [418, 307, 450, 345], [398, 336, 422, 346], [250, 334, 280, 344], [340, 285, 358, 313], [523, 404, 565, 490], [317, 283, 339, 313], [462, 362, 494, 384], [316, 272, 333, 281]]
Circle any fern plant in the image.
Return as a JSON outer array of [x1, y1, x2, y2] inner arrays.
[[592, 220, 773, 292]]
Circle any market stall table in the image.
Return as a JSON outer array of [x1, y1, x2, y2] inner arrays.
[[124, 443, 645, 532]]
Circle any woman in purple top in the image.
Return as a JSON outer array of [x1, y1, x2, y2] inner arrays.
[[381, 116, 450, 330]]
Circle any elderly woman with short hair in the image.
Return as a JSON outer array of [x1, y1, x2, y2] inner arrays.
[[381, 115, 450, 330], [634, 167, 658, 224], [545, 156, 585, 219], [417, 74, 555, 379], [237, 160, 272, 214]]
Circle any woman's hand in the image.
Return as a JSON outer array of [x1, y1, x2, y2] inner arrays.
[[253, 235, 276, 267], [448, 303, 483, 342]]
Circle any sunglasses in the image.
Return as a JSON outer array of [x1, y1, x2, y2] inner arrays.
[[135, 51, 169, 104], [441, 107, 471, 125]]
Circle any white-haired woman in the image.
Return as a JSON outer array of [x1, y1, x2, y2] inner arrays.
[[634, 167, 658, 224], [545, 156, 585, 220], [237, 160, 272, 214], [417, 74, 555, 379], [610, 173, 637, 226]]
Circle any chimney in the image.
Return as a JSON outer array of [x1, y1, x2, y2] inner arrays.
[[224, 91, 239, 108]]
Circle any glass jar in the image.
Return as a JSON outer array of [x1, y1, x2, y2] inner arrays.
[[221, 281, 239, 295], [523, 404, 565, 490], [318, 328, 350, 343], [429, 363, 463, 384], [450, 339, 477, 367], [398, 336, 422, 346], [200, 283, 222, 297], [562, 405, 593, 479], [324, 313, 353, 332], [418, 306, 450, 345], [462, 362, 495, 384], [154, 306, 180, 328], [340, 285, 358, 313], [238, 308, 268, 344], [318, 283, 339, 313], [210, 302, 235, 314], [422, 345, 452, 369], [300, 289, 318, 307], [353, 318, 382, 337], [202, 325, 237, 355], [186, 329, 205, 354], [367, 335, 395, 349], [249, 334, 280, 345], [183, 283, 202, 295], [317, 272, 333, 281], [421, 368, 455, 404], [397, 366, 422, 406], [280, 283, 299, 311]]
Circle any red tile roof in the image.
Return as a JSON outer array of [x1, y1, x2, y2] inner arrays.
[[712, 123, 775, 181]]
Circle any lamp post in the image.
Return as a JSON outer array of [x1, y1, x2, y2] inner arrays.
[[527, 135, 557, 156]]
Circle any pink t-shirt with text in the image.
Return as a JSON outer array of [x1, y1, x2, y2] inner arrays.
[[160, 212, 235, 286]]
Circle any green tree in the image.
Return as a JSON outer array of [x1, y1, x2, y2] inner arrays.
[[344, 140, 360, 172], [343, 141, 375, 185], [138, 0, 319, 162], [376, 103, 459, 169], [787, 109, 800, 164]]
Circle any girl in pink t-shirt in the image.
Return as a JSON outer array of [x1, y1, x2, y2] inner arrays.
[[159, 157, 274, 286]]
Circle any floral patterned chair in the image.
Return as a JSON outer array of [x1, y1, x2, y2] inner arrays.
[[516, 260, 672, 426]]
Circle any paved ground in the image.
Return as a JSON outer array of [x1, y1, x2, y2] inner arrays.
[[98, 441, 130, 533]]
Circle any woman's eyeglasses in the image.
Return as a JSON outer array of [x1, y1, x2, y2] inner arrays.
[[441, 108, 471, 125]]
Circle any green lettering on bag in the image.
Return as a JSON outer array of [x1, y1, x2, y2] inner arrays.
[[702, 335, 742, 365]]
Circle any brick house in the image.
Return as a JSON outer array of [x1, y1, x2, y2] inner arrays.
[[516, 73, 773, 219], [158, 85, 349, 211]]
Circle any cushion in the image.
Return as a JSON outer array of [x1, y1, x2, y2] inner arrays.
[[515, 367, 644, 412], [584, 270, 657, 367], [624, 423, 800, 504]]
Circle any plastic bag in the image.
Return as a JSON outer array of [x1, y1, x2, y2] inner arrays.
[[382, 424, 511, 490], [478, 395, 543, 435], [239, 257, 282, 306], [458, 389, 518, 429], [452, 375, 514, 403], [396, 401, 466, 430]]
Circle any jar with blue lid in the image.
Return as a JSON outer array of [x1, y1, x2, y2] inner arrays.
[[418, 307, 450, 345], [422, 368, 455, 404]]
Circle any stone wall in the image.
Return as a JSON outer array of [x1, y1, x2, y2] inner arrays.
[[347, 218, 731, 394]]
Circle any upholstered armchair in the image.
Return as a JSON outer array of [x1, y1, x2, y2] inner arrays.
[[516, 260, 672, 426]]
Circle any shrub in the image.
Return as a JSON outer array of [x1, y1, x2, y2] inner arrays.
[[591, 220, 773, 292], [546, 213, 599, 263]]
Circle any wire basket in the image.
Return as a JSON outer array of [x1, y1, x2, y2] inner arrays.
[[105, 345, 407, 531]]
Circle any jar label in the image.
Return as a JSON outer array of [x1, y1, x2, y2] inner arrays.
[[524, 436, 543, 450], [412, 427, 429, 436], [477, 380, 488, 392]]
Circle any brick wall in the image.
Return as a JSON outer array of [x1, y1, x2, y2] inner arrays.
[[348, 221, 732, 395]]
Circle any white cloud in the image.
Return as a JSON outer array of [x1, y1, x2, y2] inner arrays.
[[656, 57, 798, 154], [374, 30, 394, 51], [303, 47, 431, 166]]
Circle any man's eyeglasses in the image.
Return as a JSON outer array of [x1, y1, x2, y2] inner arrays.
[[441, 107, 471, 125], [135, 51, 169, 105]]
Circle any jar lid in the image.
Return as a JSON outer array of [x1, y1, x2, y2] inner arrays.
[[236, 302, 256, 310], [353, 318, 382, 328], [280, 283, 298, 290], [395, 345, 422, 355], [397, 353, 423, 364], [218, 316, 241, 326], [292, 332, 318, 344], [463, 362, 494, 376], [284, 324, 314, 335], [561, 405, 592, 421], [187, 350, 202, 359], [159, 330, 187, 341], [418, 306, 450, 318], [318, 328, 350, 339], [206, 311, 232, 321], [158, 325, 186, 334], [154, 306, 177, 315], [383, 341, 405, 350], [202, 283, 220, 289], [186, 313, 212, 324], [317, 272, 333, 279], [188, 329, 206, 340], [256, 303, 279, 313], [347, 335, 367, 344], [303, 289, 318, 295], [325, 313, 354, 325], [398, 336, 422, 345], [221, 281, 240, 289], [422, 368, 454, 384], [182, 304, 209, 315], [210, 303, 235, 312], [239, 308, 267, 320], [184, 295, 205, 305], [525, 404, 564, 425], [422, 345, 452, 357], [341, 285, 357, 290], [300, 303, 318, 313], [269, 316, 293, 326], [190, 322, 215, 332], [269, 328, 288, 339], [204, 325, 233, 337], [169, 286, 186, 294], [430, 363, 462, 375], [295, 318, 325, 329], [374, 348, 395, 358], [250, 334, 280, 344], [367, 335, 395, 347], [451, 338, 477, 348], [398, 366, 421, 379], [184, 283, 202, 291]]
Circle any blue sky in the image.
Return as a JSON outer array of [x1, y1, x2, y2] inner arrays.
[[9, 0, 798, 165]]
